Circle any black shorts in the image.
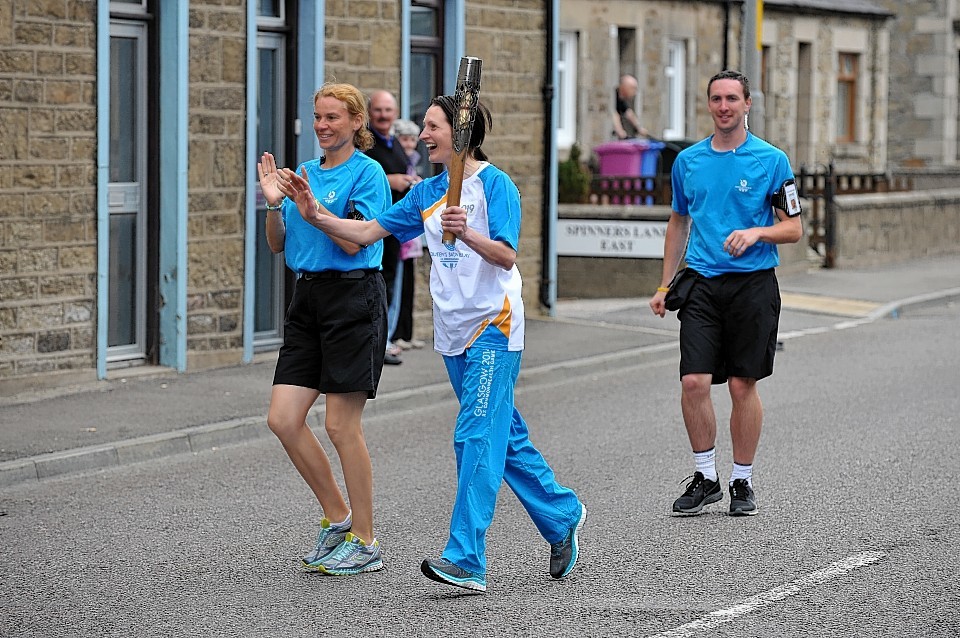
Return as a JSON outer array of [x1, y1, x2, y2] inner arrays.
[[678, 268, 781, 384], [273, 271, 388, 398]]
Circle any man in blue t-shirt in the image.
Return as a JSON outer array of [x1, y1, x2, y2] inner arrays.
[[650, 70, 803, 517]]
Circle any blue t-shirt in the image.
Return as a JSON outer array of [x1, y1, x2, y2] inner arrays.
[[377, 163, 525, 355], [280, 150, 390, 273], [671, 132, 795, 278]]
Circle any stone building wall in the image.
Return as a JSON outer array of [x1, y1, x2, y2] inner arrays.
[[325, 0, 401, 91], [561, 0, 892, 174], [466, 0, 547, 302], [0, 0, 98, 381], [0, 0, 551, 387], [875, 0, 957, 169], [185, 0, 248, 369], [761, 11, 890, 173]]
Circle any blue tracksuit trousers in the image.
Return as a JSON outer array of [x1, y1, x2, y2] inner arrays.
[[441, 347, 582, 575]]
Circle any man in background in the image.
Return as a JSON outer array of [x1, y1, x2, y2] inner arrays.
[[365, 90, 419, 365], [612, 74, 648, 139]]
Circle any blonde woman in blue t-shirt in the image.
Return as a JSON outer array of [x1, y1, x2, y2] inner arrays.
[[258, 83, 391, 577], [275, 95, 586, 594]]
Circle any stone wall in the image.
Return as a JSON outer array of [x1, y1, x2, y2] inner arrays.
[[466, 0, 547, 307], [325, 0, 401, 91], [556, 204, 669, 298], [186, 1, 248, 368], [0, 0, 98, 381], [833, 189, 960, 268]]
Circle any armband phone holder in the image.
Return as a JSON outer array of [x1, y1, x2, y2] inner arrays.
[[773, 179, 803, 217]]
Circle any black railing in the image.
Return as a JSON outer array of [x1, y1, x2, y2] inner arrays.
[[797, 164, 912, 267]]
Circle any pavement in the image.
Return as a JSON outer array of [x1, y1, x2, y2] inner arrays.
[[2, 253, 959, 489]]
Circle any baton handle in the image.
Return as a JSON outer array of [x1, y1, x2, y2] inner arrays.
[[443, 152, 467, 248]]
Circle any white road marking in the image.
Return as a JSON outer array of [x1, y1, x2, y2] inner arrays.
[[647, 550, 886, 638]]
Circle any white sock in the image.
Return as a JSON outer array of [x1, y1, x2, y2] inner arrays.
[[693, 448, 718, 482], [730, 463, 753, 486], [330, 511, 352, 529]]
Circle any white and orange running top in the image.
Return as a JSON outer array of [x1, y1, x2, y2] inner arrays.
[[377, 162, 525, 356]]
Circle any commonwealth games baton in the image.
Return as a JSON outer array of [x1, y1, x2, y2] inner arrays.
[[443, 56, 483, 250]]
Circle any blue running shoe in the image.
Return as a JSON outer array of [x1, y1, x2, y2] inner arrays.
[[301, 517, 350, 571], [316, 533, 384, 575], [550, 503, 587, 579], [420, 558, 487, 593]]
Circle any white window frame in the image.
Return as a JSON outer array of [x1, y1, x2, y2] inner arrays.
[[107, 20, 148, 363], [109, 0, 148, 14], [557, 31, 578, 149], [663, 40, 686, 140], [256, 0, 286, 27]]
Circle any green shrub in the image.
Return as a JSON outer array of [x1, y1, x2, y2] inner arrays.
[[558, 144, 591, 204]]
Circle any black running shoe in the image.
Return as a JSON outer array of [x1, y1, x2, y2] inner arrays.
[[672, 471, 723, 515], [550, 503, 587, 579], [728, 479, 758, 516]]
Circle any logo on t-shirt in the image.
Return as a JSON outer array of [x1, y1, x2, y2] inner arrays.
[[736, 179, 751, 193], [434, 249, 467, 270], [323, 190, 337, 205]]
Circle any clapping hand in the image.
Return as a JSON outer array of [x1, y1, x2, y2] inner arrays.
[[257, 152, 284, 207], [278, 167, 320, 224]]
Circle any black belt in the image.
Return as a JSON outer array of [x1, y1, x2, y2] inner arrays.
[[300, 269, 373, 280]]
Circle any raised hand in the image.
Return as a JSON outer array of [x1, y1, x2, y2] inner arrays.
[[257, 152, 284, 207]]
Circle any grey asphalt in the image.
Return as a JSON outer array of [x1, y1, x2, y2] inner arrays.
[[2, 253, 959, 489]]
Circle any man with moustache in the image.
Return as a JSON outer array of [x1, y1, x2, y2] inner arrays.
[[365, 90, 421, 365]]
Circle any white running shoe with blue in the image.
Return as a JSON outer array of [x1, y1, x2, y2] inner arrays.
[[316, 533, 384, 575], [301, 517, 351, 572]]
